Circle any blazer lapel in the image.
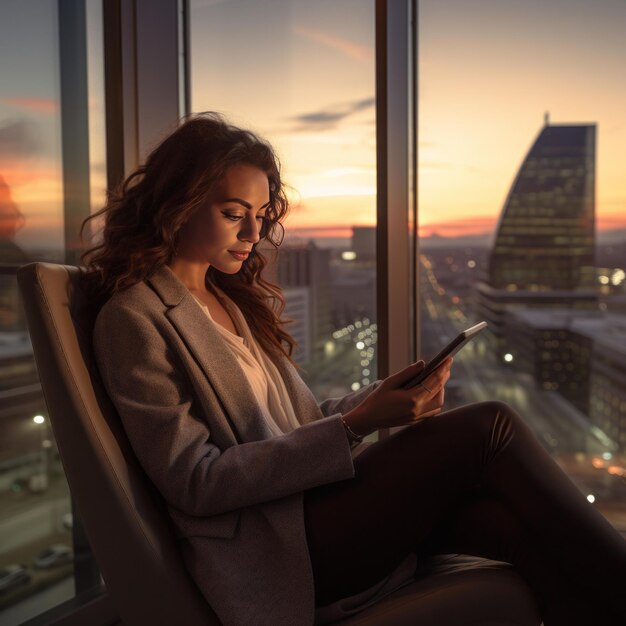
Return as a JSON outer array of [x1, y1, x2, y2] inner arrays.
[[146, 266, 269, 442], [273, 358, 322, 425]]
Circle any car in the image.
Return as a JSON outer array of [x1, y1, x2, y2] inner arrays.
[[0, 564, 31, 593], [33, 544, 73, 569]]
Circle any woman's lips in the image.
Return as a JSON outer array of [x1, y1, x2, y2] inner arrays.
[[229, 250, 250, 261]]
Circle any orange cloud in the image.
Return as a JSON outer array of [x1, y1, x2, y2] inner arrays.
[[419, 215, 497, 238], [0, 97, 58, 113], [419, 213, 626, 238], [287, 225, 355, 240], [0, 174, 25, 238], [293, 26, 373, 62], [0, 163, 60, 187], [597, 213, 626, 230]]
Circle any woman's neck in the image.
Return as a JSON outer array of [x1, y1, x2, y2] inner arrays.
[[167, 259, 210, 293]]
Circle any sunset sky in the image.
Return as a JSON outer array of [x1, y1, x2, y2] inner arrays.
[[417, 0, 626, 237], [1, 0, 625, 251], [0, 1, 64, 252], [190, 0, 626, 239]]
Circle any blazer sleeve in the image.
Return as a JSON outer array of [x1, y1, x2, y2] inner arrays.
[[93, 303, 355, 518], [317, 379, 383, 418]]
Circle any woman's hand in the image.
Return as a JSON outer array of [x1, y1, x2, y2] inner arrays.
[[342, 358, 453, 436]]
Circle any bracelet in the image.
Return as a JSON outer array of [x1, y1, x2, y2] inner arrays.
[[341, 416, 364, 444]]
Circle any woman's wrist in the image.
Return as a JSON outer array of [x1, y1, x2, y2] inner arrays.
[[342, 409, 374, 438], [341, 416, 364, 444]]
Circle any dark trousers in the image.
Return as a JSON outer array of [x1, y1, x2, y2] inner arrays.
[[303, 401, 626, 625]]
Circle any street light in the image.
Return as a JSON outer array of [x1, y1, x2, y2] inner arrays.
[[33, 415, 50, 491], [503, 353, 514, 363]]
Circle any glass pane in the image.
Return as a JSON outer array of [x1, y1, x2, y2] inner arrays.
[[0, 1, 71, 621], [418, 0, 626, 534], [189, 0, 377, 401], [0, 1, 106, 622]]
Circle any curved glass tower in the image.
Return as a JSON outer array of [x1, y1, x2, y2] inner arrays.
[[478, 121, 598, 341], [489, 122, 596, 291]]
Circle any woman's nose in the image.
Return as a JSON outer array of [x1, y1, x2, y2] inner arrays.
[[238, 214, 261, 244]]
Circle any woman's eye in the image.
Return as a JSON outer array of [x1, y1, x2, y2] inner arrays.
[[222, 212, 243, 221]]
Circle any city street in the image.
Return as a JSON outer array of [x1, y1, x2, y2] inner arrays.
[[418, 252, 626, 533], [0, 465, 73, 616], [418, 253, 610, 455]]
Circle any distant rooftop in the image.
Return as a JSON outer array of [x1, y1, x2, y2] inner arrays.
[[477, 281, 598, 299], [509, 309, 626, 358]]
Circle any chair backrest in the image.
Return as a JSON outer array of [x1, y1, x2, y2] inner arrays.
[[17, 262, 218, 626]]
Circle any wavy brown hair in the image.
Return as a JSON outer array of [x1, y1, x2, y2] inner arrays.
[[80, 112, 297, 365]]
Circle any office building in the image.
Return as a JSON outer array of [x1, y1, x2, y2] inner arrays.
[[506, 308, 626, 451], [477, 121, 599, 343], [505, 309, 597, 415], [280, 286, 311, 366], [351, 226, 376, 262], [266, 241, 333, 363]]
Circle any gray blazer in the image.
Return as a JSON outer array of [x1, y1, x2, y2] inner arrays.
[[93, 265, 381, 626]]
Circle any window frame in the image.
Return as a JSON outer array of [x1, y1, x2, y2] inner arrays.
[[19, 1, 185, 623], [376, 0, 419, 382]]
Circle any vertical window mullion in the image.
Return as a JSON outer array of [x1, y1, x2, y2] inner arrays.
[[376, 0, 414, 383], [58, 0, 100, 593], [103, 0, 182, 190], [59, 0, 92, 267]]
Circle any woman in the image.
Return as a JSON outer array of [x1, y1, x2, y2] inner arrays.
[[83, 113, 626, 626]]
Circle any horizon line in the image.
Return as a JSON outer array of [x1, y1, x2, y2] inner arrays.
[[286, 222, 626, 239]]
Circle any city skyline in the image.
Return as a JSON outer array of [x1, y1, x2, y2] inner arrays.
[[1, 0, 626, 251], [188, 0, 626, 240]]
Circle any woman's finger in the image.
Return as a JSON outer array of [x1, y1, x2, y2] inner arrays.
[[422, 357, 452, 395], [418, 388, 445, 419]]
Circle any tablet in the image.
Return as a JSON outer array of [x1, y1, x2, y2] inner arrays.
[[402, 321, 487, 390]]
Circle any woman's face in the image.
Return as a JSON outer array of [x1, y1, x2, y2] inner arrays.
[[176, 163, 270, 273]]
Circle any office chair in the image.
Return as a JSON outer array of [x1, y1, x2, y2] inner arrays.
[[17, 262, 541, 625]]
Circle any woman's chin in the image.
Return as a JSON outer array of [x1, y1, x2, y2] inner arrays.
[[213, 262, 243, 275]]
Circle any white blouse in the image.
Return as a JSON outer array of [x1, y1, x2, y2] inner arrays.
[[191, 289, 301, 436]]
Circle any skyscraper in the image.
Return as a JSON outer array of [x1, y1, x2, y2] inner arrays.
[[477, 120, 599, 340], [490, 120, 596, 290], [264, 241, 333, 364]]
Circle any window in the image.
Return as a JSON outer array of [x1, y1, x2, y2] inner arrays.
[[0, 0, 411, 623], [189, 0, 377, 401], [0, 1, 105, 622], [418, 0, 626, 534]]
